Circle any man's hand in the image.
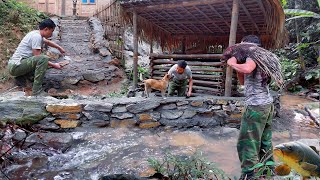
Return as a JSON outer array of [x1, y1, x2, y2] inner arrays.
[[48, 62, 62, 69], [187, 90, 192, 97], [58, 47, 66, 55], [227, 57, 238, 67]]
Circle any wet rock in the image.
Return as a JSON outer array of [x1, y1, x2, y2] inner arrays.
[[160, 118, 195, 127], [176, 100, 189, 106], [181, 110, 197, 119], [54, 120, 81, 128], [61, 76, 82, 85], [138, 114, 152, 121], [46, 103, 82, 113], [139, 122, 161, 129], [111, 113, 134, 120], [99, 174, 147, 180], [110, 119, 137, 128], [0, 100, 49, 125], [83, 70, 105, 82], [126, 101, 161, 113], [12, 129, 27, 141], [162, 104, 177, 110], [84, 103, 113, 112], [161, 110, 183, 120], [112, 106, 127, 113], [83, 111, 110, 120], [32, 123, 60, 131], [92, 120, 110, 128], [191, 100, 203, 107], [25, 133, 73, 151]]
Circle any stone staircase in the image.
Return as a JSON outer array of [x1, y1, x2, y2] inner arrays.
[[44, 18, 124, 93]]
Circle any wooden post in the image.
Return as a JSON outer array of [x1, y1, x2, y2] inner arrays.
[[182, 37, 186, 54], [150, 30, 153, 54], [224, 0, 239, 97], [133, 11, 138, 89], [45, 0, 49, 13]]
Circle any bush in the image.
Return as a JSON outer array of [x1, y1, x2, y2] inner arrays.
[[148, 151, 229, 180]]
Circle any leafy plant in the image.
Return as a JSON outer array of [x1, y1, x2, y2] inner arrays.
[[147, 150, 229, 180]]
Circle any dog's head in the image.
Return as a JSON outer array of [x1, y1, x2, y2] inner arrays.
[[162, 74, 171, 81]]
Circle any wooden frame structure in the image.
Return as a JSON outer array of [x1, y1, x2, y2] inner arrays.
[[119, 0, 286, 96]]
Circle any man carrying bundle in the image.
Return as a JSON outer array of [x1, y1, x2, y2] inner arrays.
[[223, 35, 283, 180]]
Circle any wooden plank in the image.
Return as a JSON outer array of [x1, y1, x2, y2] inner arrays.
[[150, 53, 223, 59], [225, 0, 239, 97]]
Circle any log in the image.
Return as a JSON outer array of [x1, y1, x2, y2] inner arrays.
[[152, 66, 224, 72], [150, 53, 223, 60], [193, 85, 223, 92], [152, 71, 223, 79], [151, 59, 224, 66], [151, 76, 223, 86]]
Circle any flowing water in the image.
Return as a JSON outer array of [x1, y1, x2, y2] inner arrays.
[[2, 95, 319, 180]]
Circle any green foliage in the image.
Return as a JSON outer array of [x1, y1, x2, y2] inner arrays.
[[249, 161, 275, 179], [0, 0, 48, 33], [148, 151, 229, 180], [284, 9, 320, 21], [105, 81, 130, 97], [280, 0, 288, 8], [128, 65, 150, 81]]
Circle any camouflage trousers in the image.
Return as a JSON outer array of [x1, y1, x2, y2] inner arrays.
[[168, 79, 187, 97], [8, 55, 49, 95], [237, 103, 274, 173]]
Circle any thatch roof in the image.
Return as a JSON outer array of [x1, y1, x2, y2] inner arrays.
[[120, 0, 287, 50]]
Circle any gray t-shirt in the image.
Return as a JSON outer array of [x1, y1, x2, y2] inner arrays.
[[168, 64, 192, 81], [244, 61, 273, 105], [9, 30, 43, 65]]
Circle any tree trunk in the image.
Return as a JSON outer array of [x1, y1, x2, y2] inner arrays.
[[295, 0, 305, 71]]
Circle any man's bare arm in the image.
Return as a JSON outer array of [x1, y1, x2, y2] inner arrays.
[[43, 38, 65, 54], [227, 57, 256, 74]]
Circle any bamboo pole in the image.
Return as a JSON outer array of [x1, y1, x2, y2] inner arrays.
[[133, 11, 138, 89], [224, 0, 239, 97]]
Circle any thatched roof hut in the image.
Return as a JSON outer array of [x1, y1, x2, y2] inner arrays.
[[120, 0, 287, 50], [119, 0, 287, 96]]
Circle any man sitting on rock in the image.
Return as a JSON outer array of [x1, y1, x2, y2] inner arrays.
[[168, 60, 193, 97], [7, 19, 65, 96]]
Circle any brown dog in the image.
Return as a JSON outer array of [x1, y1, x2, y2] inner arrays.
[[143, 74, 170, 97]]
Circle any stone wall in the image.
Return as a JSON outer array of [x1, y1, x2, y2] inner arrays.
[[0, 95, 246, 130]]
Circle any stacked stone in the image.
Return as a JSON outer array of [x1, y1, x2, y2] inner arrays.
[[0, 96, 246, 131]]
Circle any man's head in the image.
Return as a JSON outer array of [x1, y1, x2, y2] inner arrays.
[[39, 19, 56, 39], [241, 35, 261, 46], [176, 60, 187, 74]]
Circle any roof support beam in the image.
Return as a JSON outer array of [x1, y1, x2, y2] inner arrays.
[[194, 6, 224, 33], [224, 3, 247, 33], [239, 1, 260, 33], [127, 0, 227, 13], [208, 4, 231, 29], [225, 0, 239, 97]]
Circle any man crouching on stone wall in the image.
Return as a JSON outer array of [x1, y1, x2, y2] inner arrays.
[[168, 60, 193, 97], [7, 19, 65, 96]]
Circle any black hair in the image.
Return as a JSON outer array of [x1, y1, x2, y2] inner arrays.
[[39, 19, 56, 30], [177, 60, 187, 69], [241, 35, 261, 46]]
